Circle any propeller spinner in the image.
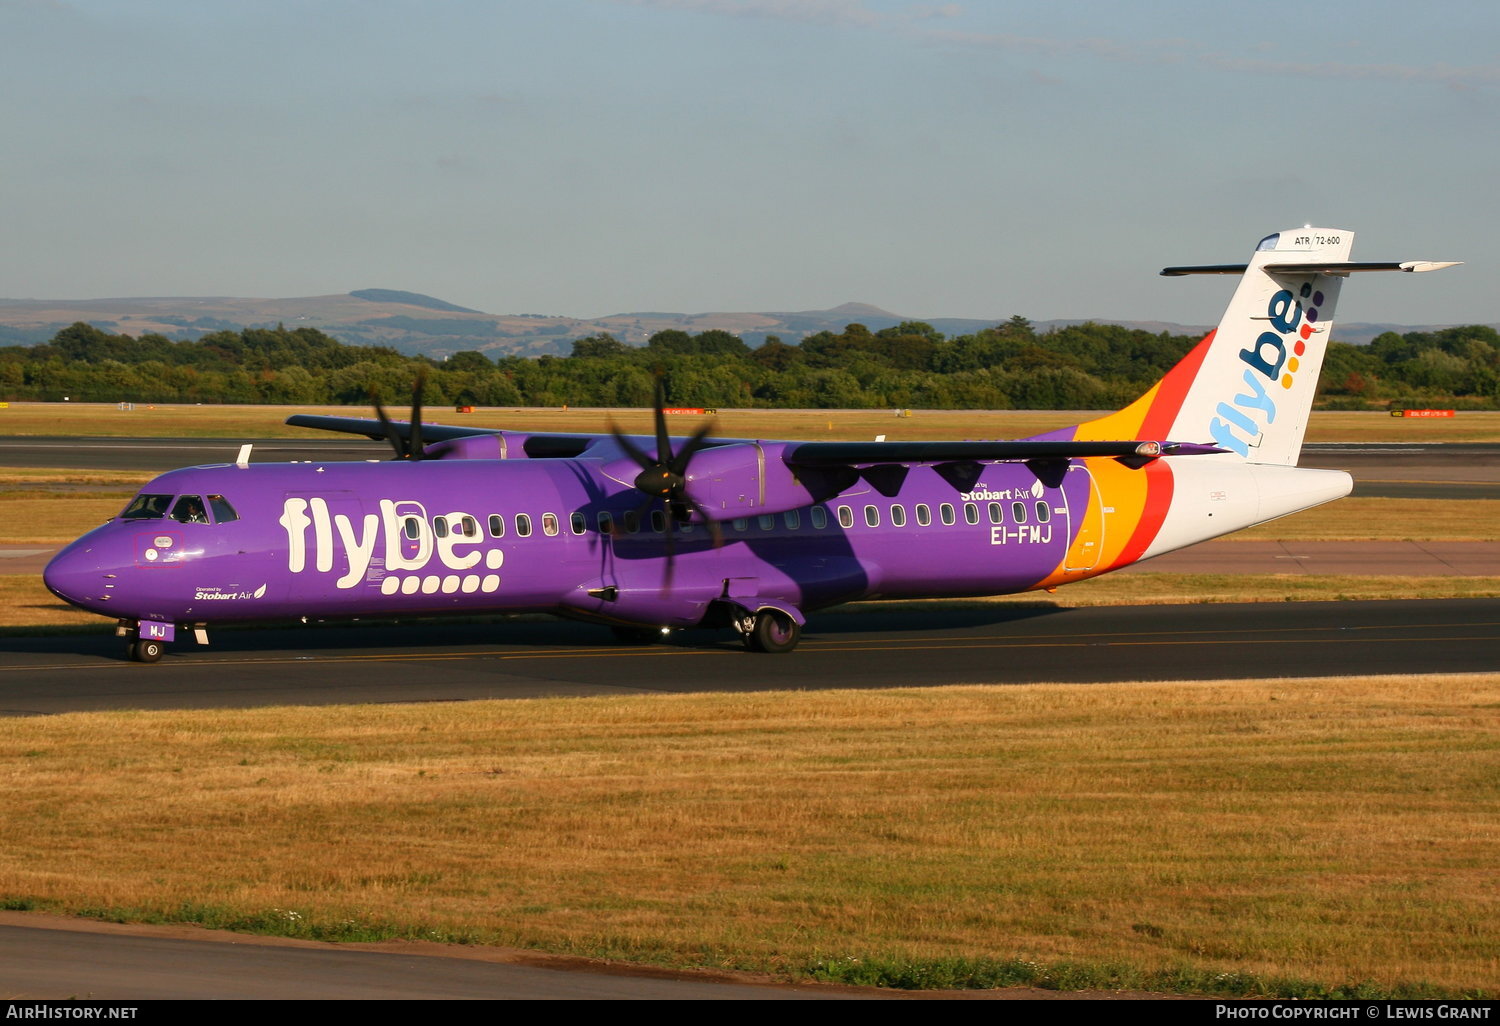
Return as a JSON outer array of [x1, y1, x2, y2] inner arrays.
[[610, 381, 722, 584]]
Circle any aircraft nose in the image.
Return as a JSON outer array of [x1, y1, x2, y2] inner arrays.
[[43, 543, 113, 610]]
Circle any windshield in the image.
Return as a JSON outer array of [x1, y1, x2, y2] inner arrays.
[[119, 492, 240, 524], [120, 493, 173, 520]]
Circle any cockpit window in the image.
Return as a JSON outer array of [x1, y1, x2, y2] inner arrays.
[[170, 495, 208, 524], [120, 493, 173, 520], [207, 495, 239, 524]]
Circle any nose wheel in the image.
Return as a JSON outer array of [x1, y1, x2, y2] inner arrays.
[[126, 638, 164, 663]]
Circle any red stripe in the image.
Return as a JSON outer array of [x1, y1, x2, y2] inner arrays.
[[1138, 330, 1214, 441], [1108, 460, 1174, 570]]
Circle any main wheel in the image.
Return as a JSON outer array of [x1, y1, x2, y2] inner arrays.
[[745, 609, 800, 654], [132, 638, 164, 663]]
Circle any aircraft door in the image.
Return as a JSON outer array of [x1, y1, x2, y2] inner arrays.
[[1062, 465, 1104, 572]]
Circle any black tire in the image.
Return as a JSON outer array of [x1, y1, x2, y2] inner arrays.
[[133, 639, 164, 663], [746, 610, 800, 654]]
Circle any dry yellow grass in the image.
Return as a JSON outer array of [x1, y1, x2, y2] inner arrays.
[[2, 402, 1497, 444], [0, 490, 135, 545], [1232, 498, 1500, 542], [0, 676, 1495, 992], [0, 576, 102, 628]]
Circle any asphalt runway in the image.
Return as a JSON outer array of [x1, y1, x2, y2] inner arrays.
[[0, 916, 902, 1001], [2, 599, 1496, 716]]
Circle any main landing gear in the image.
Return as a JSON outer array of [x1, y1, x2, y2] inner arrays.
[[737, 608, 802, 654]]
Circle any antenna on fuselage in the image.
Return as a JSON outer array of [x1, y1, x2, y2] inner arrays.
[[235, 443, 252, 466]]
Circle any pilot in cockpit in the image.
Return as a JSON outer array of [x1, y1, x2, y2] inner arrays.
[[171, 495, 208, 524]]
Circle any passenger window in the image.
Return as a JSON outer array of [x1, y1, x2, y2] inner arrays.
[[964, 503, 979, 525], [433, 516, 449, 539], [121, 493, 173, 520], [570, 512, 586, 535], [810, 507, 828, 529], [404, 516, 421, 540], [785, 510, 800, 531], [650, 510, 666, 533], [542, 513, 559, 537], [863, 505, 879, 528], [837, 505, 854, 529], [515, 514, 532, 538], [915, 504, 931, 527], [460, 516, 478, 537], [891, 505, 906, 527], [207, 495, 239, 524], [758, 514, 775, 532], [940, 503, 955, 526], [1012, 501, 1028, 524], [170, 495, 208, 524], [597, 512, 614, 534], [488, 514, 505, 538], [623, 510, 640, 534], [733, 517, 749, 533], [987, 502, 1001, 525], [1036, 502, 1052, 524]]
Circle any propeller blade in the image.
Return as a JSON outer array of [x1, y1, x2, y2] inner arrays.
[[687, 498, 724, 549], [409, 370, 426, 459], [668, 422, 713, 476], [611, 425, 658, 474], [652, 377, 671, 465], [370, 390, 406, 460]]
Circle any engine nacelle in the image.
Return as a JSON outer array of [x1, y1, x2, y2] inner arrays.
[[682, 442, 820, 519]]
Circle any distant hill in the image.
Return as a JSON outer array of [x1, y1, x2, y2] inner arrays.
[[0, 292, 1485, 358], [348, 289, 482, 314]]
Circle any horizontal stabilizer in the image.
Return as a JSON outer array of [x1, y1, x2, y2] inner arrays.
[[1163, 260, 1461, 277]]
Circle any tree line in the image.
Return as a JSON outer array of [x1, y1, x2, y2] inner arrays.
[[1, 318, 1496, 410]]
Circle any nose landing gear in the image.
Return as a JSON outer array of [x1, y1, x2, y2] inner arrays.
[[126, 637, 165, 663]]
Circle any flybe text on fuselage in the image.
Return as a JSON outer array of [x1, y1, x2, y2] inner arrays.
[[1210, 283, 1324, 457], [278, 496, 504, 593]]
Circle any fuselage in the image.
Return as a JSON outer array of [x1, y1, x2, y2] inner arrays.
[[42, 446, 1351, 633]]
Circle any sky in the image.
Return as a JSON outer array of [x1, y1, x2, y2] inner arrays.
[[2, 0, 1496, 327]]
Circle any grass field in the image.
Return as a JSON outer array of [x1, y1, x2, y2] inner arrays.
[[0, 677, 1494, 997], [3, 402, 1499, 443]]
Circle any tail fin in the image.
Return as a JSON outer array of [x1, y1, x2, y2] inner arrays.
[[1072, 227, 1459, 466]]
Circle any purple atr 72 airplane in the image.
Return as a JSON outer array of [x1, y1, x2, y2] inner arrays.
[[44, 227, 1459, 662]]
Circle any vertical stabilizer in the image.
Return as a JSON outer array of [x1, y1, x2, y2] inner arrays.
[[1161, 228, 1352, 466], [1067, 228, 1459, 466]]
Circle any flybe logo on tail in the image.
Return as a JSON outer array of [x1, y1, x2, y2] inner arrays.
[[1209, 282, 1324, 457]]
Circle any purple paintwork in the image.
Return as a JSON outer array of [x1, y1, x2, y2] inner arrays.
[[44, 439, 1079, 638]]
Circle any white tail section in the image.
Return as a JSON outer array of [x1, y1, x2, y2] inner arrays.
[[1165, 228, 1353, 466]]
